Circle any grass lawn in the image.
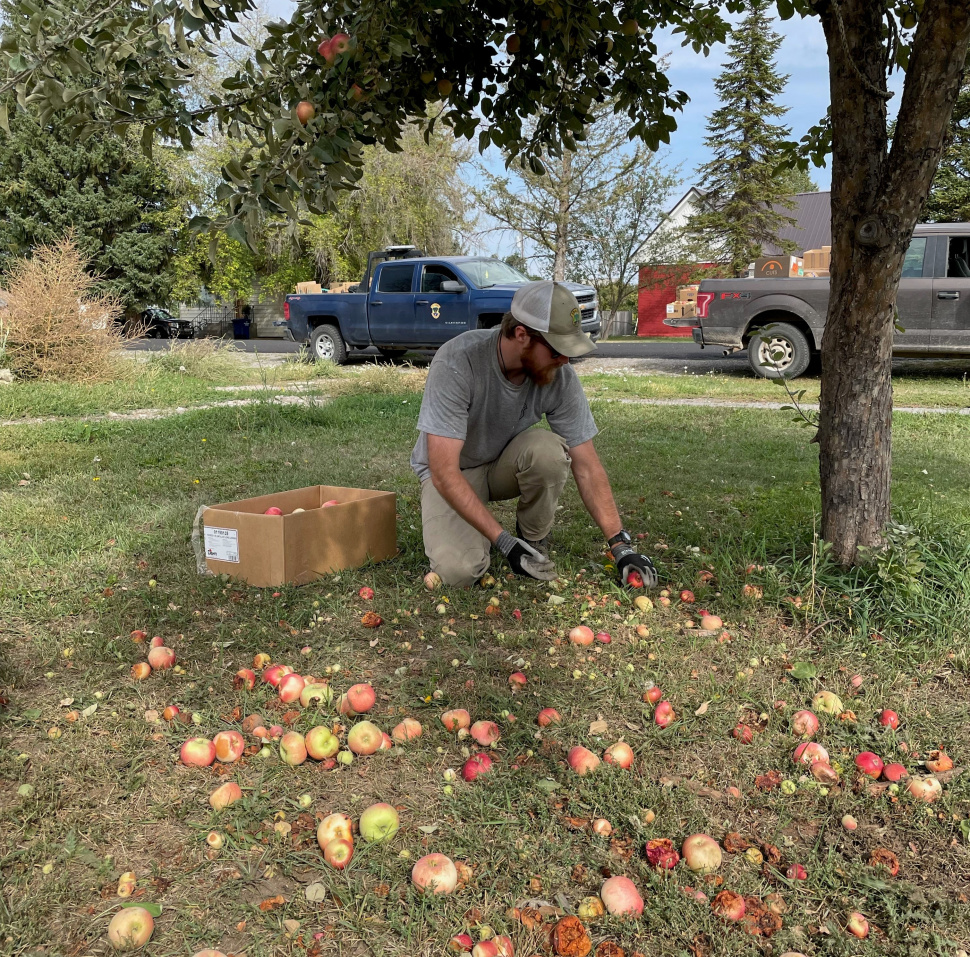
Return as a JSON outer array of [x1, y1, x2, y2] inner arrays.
[[1, 375, 968, 956]]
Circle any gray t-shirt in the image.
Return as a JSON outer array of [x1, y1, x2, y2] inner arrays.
[[410, 328, 598, 482]]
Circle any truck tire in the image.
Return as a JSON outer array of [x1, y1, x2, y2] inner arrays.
[[747, 323, 812, 379], [311, 324, 347, 364], [378, 348, 408, 361]]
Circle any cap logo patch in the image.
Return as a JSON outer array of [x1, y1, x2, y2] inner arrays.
[[570, 306, 581, 327]]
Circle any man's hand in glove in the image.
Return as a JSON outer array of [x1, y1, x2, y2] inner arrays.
[[609, 533, 658, 588], [494, 530, 558, 581]]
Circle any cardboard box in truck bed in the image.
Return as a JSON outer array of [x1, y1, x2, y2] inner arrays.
[[200, 485, 397, 587]]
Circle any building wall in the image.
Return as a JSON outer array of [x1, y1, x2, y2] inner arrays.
[[637, 265, 696, 337]]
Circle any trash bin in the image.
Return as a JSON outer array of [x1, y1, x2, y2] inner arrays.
[[232, 319, 251, 340]]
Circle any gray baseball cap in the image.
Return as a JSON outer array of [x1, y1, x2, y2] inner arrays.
[[510, 281, 596, 358]]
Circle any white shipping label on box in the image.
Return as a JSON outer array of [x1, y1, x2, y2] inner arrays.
[[205, 526, 240, 563]]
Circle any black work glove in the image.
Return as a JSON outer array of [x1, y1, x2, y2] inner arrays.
[[611, 541, 658, 588], [494, 531, 558, 581]]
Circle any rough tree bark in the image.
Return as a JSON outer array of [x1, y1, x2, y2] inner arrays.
[[553, 150, 572, 281], [816, 0, 970, 564]]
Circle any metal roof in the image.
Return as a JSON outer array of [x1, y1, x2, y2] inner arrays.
[[762, 191, 831, 254]]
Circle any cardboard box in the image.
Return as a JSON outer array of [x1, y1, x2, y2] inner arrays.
[[665, 301, 695, 319], [295, 281, 323, 294], [754, 256, 803, 278], [327, 281, 358, 294], [676, 284, 699, 302], [803, 269, 830, 279], [201, 485, 397, 587], [801, 247, 831, 272]]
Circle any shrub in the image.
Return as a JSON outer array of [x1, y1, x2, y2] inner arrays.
[[0, 238, 126, 382]]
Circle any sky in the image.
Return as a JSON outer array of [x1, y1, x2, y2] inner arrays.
[[262, 2, 906, 257]]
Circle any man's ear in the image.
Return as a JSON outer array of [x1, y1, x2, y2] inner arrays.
[[513, 324, 532, 345]]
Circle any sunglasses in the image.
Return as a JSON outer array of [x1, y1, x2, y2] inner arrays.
[[536, 335, 563, 360]]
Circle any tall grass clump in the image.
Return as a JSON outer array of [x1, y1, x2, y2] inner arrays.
[[0, 238, 127, 382], [144, 338, 243, 382]]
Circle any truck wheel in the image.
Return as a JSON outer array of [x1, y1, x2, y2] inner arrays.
[[378, 348, 408, 361], [311, 324, 347, 364], [747, 323, 812, 379]]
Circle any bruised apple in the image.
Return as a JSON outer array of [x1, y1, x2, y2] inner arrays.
[[411, 853, 458, 894], [181, 737, 216, 767], [470, 720, 501, 746], [213, 730, 245, 763], [604, 741, 634, 769], [537, 707, 561, 727], [682, 833, 722, 874], [392, 718, 422, 743], [567, 746, 600, 775], [107, 906, 154, 950], [441, 709, 471, 731], [600, 875, 644, 916], [209, 781, 243, 811]]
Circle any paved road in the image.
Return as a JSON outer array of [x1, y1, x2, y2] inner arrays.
[[125, 336, 750, 373]]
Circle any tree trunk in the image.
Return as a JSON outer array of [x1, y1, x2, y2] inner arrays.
[[554, 150, 571, 281], [816, 0, 970, 564]]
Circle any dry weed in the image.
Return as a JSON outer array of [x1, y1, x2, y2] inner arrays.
[[144, 337, 243, 381], [1, 238, 127, 382]]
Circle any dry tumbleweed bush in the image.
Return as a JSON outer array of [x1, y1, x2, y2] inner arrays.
[[1, 238, 127, 382]]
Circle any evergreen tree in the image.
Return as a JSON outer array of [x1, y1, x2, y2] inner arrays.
[[923, 78, 970, 223], [0, 102, 184, 308], [688, 0, 798, 276]]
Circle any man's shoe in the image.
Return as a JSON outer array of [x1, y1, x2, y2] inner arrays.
[[517, 520, 551, 555]]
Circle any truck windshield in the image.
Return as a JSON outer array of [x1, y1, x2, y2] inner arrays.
[[460, 260, 530, 288]]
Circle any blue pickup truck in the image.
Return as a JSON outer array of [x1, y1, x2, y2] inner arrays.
[[282, 246, 600, 362]]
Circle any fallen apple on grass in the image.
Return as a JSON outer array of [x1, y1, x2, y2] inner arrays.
[[645, 838, 680, 870], [147, 646, 175, 670], [682, 833, 722, 874], [412, 853, 458, 894], [567, 745, 600, 775], [130, 662, 151, 681], [881, 762, 908, 782], [812, 690, 844, 715], [604, 741, 634, 769], [278, 672, 306, 703], [279, 731, 308, 766], [810, 760, 840, 785], [358, 586, 374, 600], [392, 718, 423, 743], [926, 750, 953, 773], [317, 812, 353, 849], [600, 875, 644, 916], [642, 685, 663, 704], [711, 890, 746, 921], [462, 753, 493, 782], [209, 781, 243, 811], [347, 683, 376, 713], [347, 721, 383, 755], [470, 720, 500, 747], [180, 737, 216, 767], [792, 742, 829, 766], [508, 671, 527, 690], [262, 663, 293, 688], [324, 837, 354, 869], [234, 669, 256, 691], [654, 700, 675, 728], [358, 802, 400, 842], [877, 708, 900, 729], [449, 934, 474, 953], [568, 625, 594, 647], [442, 709, 471, 731], [906, 776, 943, 803], [846, 912, 870, 938], [537, 707, 561, 727], [301, 683, 333, 708], [205, 831, 225, 849], [855, 752, 884, 778], [213, 730, 245, 763], [785, 863, 808, 880], [699, 613, 723, 630], [791, 710, 819, 738], [107, 906, 154, 950]]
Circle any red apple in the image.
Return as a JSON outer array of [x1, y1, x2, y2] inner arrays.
[[568, 625, 594, 646], [462, 753, 493, 782], [567, 745, 600, 775], [699, 614, 722, 630], [264, 507, 283, 516], [162, 705, 179, 721], [324, 837, 354, 869], [847, 912, 870, 938], [330, 32, 350, 56], [791, 709, 819, 738], [786, 863, 808, 880], [537, 707, 561, 727], [793, 741, 829, 766], [508, 671, 527, 690], [411, 853, 458, 894], [209, 781, 243, 811], [295, 100, 315, 125], [441, 709, 471, 731], [322, 499, 340, 507], [654, 700, 675, 728], [682, 833, 722, 874], [470, 720, 500, 746], [600, 875, 644, 916], [279, 731, 308, 766], [449, 934, 474, 953], [347, 720, 383, 755], [262, 663, 292, 688], [131, 662, 151, 681], [278, 672, 306, 703], [679, 589, 695, 603], [882, 762, 908, 782], [906, 776, 943, 803], [711, 890, 745, 921], [604, 741, 634, 769], [213, 730, 245, 763], [643, 685, 663, 704], [645, 838, 680, 870], [149, 635, 165, 648], [180, 737, 216, 767], [317, 812, 353, 849], [317, 37, 333, 60], [358, 586, 374, 600], [877, 708, 900, 730], [346, 683, 376, 713], [392, 718, 422, 743], [855, 751, 884, 778], [379, 731, 393, 750], [107, 906, 154, 949], [147, 646, 175, 670]]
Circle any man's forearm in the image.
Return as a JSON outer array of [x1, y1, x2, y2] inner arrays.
[[571, 456, 623, 541], [431, 469, 505, 544]]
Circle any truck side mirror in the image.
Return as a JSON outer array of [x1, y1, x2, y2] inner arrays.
[[440, 280, 467, 293]]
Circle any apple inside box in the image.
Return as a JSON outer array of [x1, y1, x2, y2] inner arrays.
[[201, 485, 397, 587]]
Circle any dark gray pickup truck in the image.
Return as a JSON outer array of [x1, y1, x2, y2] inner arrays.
[[671, 223, 970, 378]]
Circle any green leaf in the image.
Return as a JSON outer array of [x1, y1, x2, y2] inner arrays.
[[122, 902, 162, 917], [536, 778, 558, 793], [790, 662, 817, 681]]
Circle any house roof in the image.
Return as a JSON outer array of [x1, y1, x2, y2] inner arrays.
[[763, 191, 832, 254]]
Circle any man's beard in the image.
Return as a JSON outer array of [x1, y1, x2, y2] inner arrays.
[[521, 342, 559, 387]]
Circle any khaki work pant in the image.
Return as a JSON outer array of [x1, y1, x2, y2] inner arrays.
[[421, 428, 571, 587]]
